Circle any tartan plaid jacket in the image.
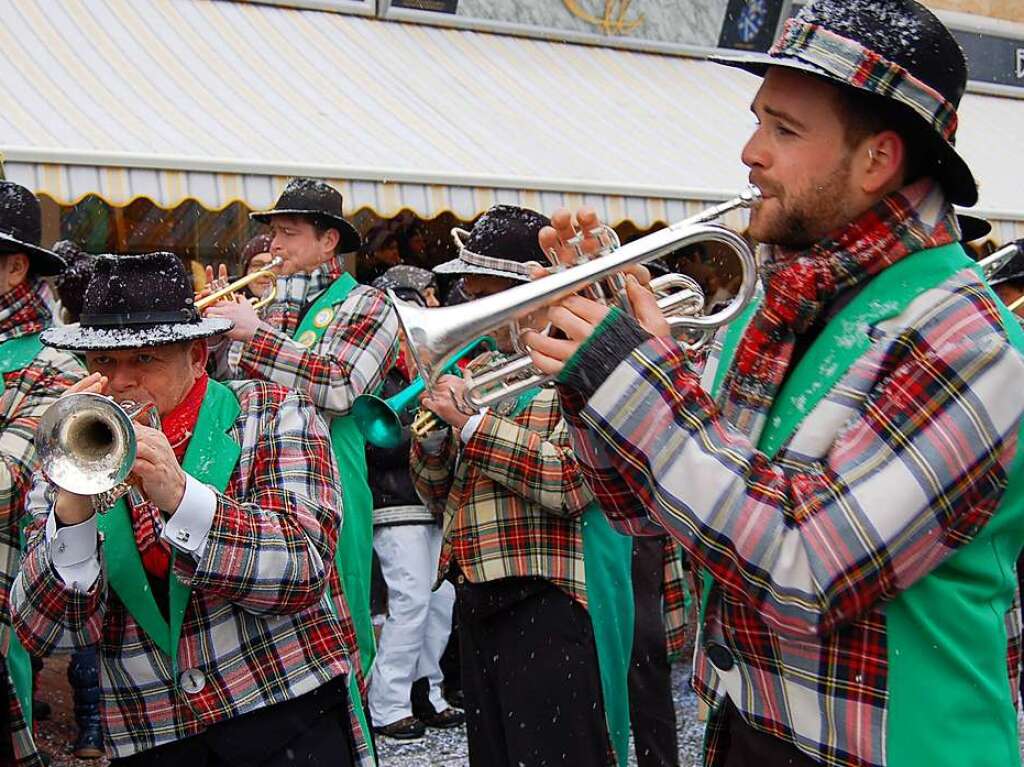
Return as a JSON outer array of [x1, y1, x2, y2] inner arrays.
[[211, 255, 398, 419], [11, 381, 372, 765], [0, 282, 83, 767], [662, 538, 690, 664], [410, 387, 596, 606], [558, 266, 1024, 767]]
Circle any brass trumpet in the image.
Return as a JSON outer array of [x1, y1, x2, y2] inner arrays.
[[409, 349, 506, 439], [196, 256, 283, 312]]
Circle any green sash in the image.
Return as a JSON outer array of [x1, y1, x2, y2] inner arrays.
[[0, 332, 44, 728], [0, 334, 43, 375], [509, 390, 635, 766], [291, 273, 376, 759], [98, 379, 241, 673], [710, 244, 1024, 766]]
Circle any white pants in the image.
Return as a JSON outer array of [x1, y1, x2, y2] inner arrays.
[[368, 523, 455, 726]]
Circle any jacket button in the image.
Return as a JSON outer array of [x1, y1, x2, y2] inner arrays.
[[706, 642, 735, 672], [456, 575, 465, 585], [179, 668, 206, 694]]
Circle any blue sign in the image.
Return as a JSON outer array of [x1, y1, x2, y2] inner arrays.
[[719, 0, 786, 51]]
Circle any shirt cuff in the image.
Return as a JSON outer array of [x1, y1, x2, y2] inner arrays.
[[161, 473, 217, 560], [557, 308, 651, 401], [46, 510, 101, 593], [460, 408, 490, 443]]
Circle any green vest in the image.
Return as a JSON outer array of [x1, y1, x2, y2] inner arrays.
[[710, 244, 1024, 766], [291, 274, 379, 761], [98, 379, 241, 672], [0, 333, 44, 729], [291, 273, 377, 680], [508, 390, 636, 766]]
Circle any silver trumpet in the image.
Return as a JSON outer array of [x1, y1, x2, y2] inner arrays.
[[978, 239, 1024, 314], [36, 393, 159, 514], [978, 239, 1024, 281], [390, 186, 761, 409]]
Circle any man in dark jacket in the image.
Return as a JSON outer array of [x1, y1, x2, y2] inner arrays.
[[366, 266, 463, 740]]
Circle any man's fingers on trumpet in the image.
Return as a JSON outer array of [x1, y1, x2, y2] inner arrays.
[[524, 332, 576, 376], [63, 372, 107, 398], [625, 273, 670, 337], [132, 425, 187, 512]]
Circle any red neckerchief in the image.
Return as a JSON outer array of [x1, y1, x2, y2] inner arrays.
[[719, 179, 959, 431], [131, 373, 209, 581]]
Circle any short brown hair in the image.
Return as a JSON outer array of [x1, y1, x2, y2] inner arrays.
[[833, 84, 930, 187]]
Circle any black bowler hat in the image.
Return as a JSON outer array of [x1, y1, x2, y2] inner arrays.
[[372, 265, 437, 306], [957, 214, 991, 244], [714, 0, 978, 207], [433, 205, 551, 284], [41, 252, 232, 352], [250, 178, 362, 253], [0, 181, 66, 276]]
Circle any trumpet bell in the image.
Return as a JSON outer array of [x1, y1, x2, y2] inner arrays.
[[352, 394, 406, 450], [35, 393, 138, 495]]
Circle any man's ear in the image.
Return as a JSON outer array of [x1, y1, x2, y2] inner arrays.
[[1, 253, 30, 288], [859, 130, 906, 196], [320, 227, 340, 258], [189, 340, 209, 377]]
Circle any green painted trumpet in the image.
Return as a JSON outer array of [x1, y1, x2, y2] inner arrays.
[[353, 337, 495, 449]]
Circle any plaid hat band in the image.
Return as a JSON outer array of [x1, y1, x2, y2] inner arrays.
[[458, 247, 538, 278], [451, 227, 541, 278], [771, 19, 959, 142]]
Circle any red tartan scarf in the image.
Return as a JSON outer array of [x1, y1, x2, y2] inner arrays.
[[718, 179, 959, 432], [131, 373, 209, 580], [0, 279, 52, 343]]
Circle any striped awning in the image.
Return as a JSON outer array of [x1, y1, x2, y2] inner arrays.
[[1, 0, 1022, 234]]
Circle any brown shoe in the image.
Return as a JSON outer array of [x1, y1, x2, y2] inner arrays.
[[73, 744, 104, 760], [420, 707, 465, 729], [373, 715, 426, 740]]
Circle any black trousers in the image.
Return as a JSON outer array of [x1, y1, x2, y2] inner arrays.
[[628, 536, 680, 767], [457, 575, 611, 767], [0, 663, 13, 763], [109, 675, 355, 767], [721, 699, 820, 767]]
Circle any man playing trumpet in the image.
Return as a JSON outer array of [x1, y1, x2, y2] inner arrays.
[[206, 178, 398, 685], [410, 206, 632, 767], [526, 2, 1024, 765], [12, 252, 372, 766]]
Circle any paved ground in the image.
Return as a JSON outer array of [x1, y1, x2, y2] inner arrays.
[[374, 665, 705, 767], [34, 657, 703, 767], [32, 656, 1024, 767]]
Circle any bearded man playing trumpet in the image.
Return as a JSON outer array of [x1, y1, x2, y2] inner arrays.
[[409, 205, 633, 767], [12, 252, 373, 766], [522, 2, 1024, 766]]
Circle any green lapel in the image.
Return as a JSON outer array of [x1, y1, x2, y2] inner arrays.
[[755, 243, 971, 457], [0, 333, 43, 375], [710, 300, 759, 399], [99, 380, 241, 670], [292, 272, 358, 350]]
